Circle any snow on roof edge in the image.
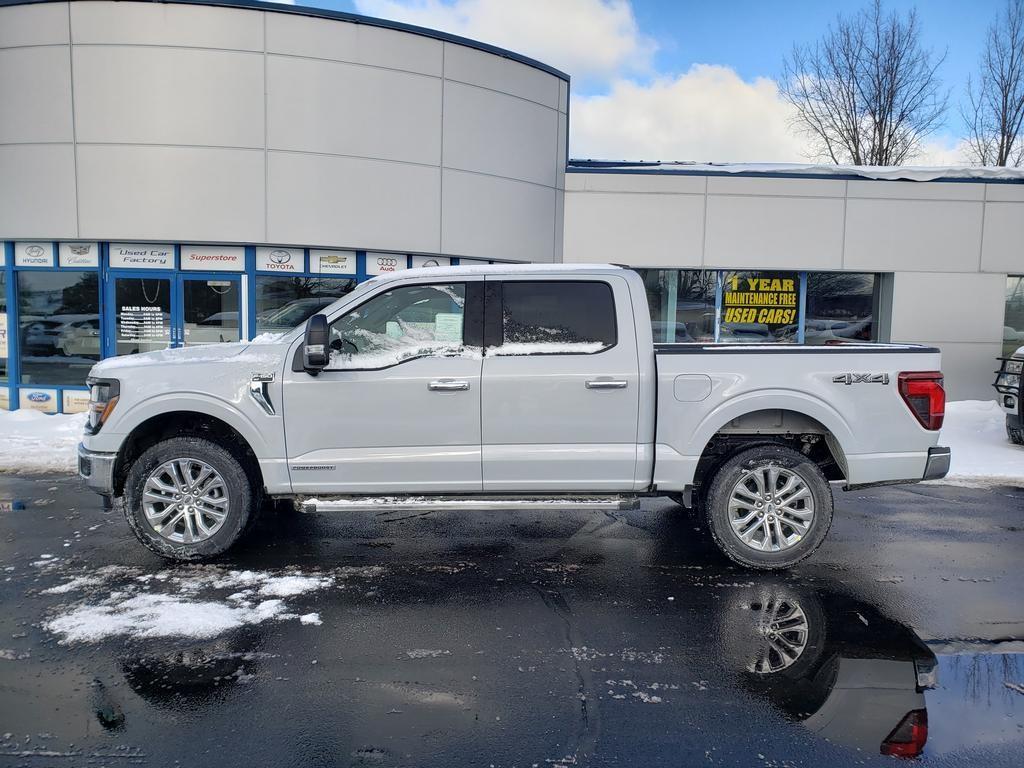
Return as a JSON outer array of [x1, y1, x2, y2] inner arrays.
[[567, 160, 1024, 183]]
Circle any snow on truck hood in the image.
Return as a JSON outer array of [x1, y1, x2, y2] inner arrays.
[[90, 340, 287, 377]]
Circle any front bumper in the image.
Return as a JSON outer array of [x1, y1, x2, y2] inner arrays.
[[922, 446, 951, 480], [78, 443, 117, 496]]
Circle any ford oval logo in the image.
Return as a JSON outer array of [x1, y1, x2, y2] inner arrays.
[[27, 392, 51, 403]]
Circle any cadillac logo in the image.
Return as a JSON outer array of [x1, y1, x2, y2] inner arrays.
[[69, 244, 92, 255], [269, 249, 292, 264], [25, 245, 45, 258]]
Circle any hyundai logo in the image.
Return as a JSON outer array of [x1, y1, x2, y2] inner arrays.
[[25, 245, 45, 258], [27, 392, 51, 403], [269, 249, 292, 264]]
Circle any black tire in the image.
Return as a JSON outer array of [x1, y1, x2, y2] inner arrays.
[[1007, 420, 1024, 446], [122, 436, 255, 560], [704, 444, 833, 570]]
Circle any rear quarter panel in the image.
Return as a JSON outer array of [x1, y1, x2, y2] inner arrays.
[[653, 346, 943, 489]]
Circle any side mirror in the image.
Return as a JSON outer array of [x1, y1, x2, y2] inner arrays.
[[303, 314, 329, 374]]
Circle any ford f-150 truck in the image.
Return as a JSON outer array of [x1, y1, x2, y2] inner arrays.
[[78, 264, 950, 569]]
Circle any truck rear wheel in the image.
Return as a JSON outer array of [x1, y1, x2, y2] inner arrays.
[[1007, 420, 1024, 446], [704, 444, 833, 570], [122, 436, 254, 560]]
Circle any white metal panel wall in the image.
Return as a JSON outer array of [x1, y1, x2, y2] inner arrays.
[[0, 0, 566, 261]]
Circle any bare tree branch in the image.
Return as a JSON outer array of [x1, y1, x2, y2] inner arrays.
[[781, 0, 948, 165], [963, 0, 1024, 166]]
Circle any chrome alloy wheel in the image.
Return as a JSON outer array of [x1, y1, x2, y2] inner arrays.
[[746, 597, 810, 673], [142, 458, 230, 543], [728, 465, 815, 552]]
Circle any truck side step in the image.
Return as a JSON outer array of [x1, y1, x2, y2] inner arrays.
[[299, 494, 640, 513]]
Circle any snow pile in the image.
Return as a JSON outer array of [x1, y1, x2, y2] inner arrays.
[[0, 410, 87, 474], [41, 565, 354, 643], [938, 400, 1023, 482]]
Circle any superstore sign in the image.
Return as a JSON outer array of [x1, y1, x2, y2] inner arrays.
[[722, 272, 798, 326]]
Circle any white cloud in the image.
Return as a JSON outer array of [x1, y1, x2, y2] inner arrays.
[[353, 0, 655, 83], [570, 65, 813, 163]]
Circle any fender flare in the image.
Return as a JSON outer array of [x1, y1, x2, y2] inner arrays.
[[687, 389, 857, 464], [113, 392, 271, 460]]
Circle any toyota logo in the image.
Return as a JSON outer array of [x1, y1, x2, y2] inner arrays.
[[377, 257, 398, 267], [269, 249, 292, 264], [25, 245, 44, 258]]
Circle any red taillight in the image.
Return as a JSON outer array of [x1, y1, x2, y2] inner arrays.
[[880, 708, 928, 757], [898, 371, 945, 430]]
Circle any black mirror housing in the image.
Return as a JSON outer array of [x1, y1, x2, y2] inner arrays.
[[303, 314, 330, 373]]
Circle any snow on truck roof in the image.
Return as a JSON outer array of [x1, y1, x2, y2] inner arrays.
[[375, 263, 626, 281]]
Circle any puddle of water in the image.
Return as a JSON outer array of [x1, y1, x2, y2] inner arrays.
[[923, 652, 1024, 758]]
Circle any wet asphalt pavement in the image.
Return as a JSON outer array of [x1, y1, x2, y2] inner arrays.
[[0, 475, 1022, 767]]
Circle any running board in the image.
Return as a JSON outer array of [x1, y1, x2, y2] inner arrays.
[[299, 494, 640, 513]]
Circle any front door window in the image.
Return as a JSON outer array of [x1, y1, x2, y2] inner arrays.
[[327, 283, 467, 370], [114, 277, 172, 356]]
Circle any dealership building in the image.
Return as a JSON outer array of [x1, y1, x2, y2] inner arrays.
[[1, 0, 1022, 414]]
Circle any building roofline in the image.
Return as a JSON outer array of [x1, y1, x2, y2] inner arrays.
[[0, 0, 570, 82], [567, 159, 1024, 184]]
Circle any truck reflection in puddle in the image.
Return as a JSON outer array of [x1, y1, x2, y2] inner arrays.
[[720, 583, 936, 758]]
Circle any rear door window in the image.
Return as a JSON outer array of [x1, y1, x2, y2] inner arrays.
[[495, 281, 616, 355]]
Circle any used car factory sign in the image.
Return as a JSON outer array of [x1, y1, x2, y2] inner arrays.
[[722, 272, 799, 327], [109, 243, 173, 269]]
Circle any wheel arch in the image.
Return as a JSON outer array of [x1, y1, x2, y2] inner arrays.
[[689, 392, 855, 488], [112, 410, 264, 498]]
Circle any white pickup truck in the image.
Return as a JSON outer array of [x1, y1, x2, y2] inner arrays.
[[78, 264, 949, 569]]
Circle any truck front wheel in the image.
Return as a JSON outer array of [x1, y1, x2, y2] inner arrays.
[[704, 445, 833, 570], [122, 436, 254, 560]]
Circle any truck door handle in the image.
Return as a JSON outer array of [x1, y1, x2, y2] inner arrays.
[[428, 379, 470, 392], [586, 379, 628, 390]]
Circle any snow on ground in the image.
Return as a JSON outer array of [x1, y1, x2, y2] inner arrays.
[[40, 565, 381, 643], [0, 410, 88, 474], [1, 400, 1020, 482], [938, 400, 1022, 483]]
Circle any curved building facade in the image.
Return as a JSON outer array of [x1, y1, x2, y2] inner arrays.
[[0, 0, 568, 411]]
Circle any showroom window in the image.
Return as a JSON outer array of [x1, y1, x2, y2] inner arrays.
[[638, 269, 716, 343], [632, 268, 879, 344], [0, 272, 8, 382], [255, 276, 357, 335], [498, 281, 617, 353], [1005, 276, 1024, 357], [805, 272, 876, 344], [17, 271, 101, 386]]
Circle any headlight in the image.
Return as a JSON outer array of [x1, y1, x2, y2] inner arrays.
[[86, 377, 120, 434], [1006, 359, 1024, 375]]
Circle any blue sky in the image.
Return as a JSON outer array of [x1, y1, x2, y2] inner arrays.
[[286, 0, 1007, 164]]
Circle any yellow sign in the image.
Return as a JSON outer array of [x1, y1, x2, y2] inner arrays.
[[722, 272, 799, 327]]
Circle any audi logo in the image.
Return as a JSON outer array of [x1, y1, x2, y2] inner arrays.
[[25, 245, 45, 258], [269, 249, 292, 264], [377, 257, 399, 267]]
